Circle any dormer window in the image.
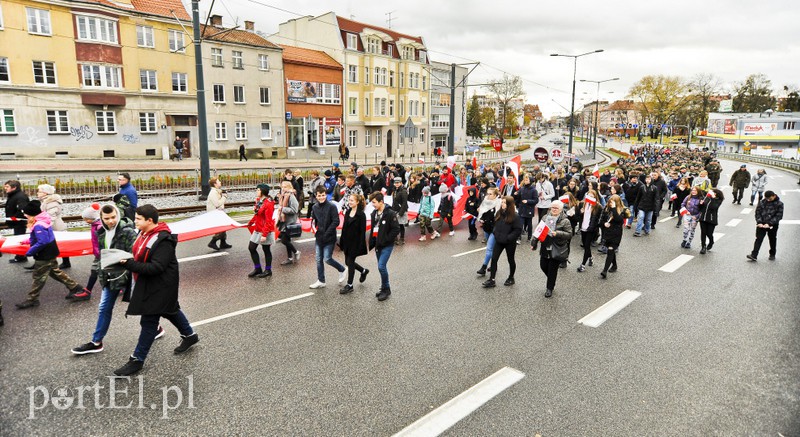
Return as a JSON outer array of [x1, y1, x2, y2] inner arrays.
[[367, 38, 379, 54], [387, 45, 393, 57], [402, 47, 414, 60], [347, 33, 358, 50], [419, 50, 427, 63]]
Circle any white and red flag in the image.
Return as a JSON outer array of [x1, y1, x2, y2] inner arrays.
[[679, 207, 689, 216], [670, 193, 677, 201], [559, 194, 570, 204], [584, 194, 597, 206], [592, 164, 600, 178], [533, 221, 550, 242], [447, 155, 457, 170]]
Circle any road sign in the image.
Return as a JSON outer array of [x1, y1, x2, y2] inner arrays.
[[490, 139, 502, 151], [661, 124, 667, 128], [647, 124, 653, 129], [633, 124, 638, 128], [744, 141, 751, 147], [285, 112, 292, 120], [550, 148, 564, 163], [717, 140, 725, 146], [533, 147, 549, 163]]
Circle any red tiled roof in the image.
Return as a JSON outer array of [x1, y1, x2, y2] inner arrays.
[[72, 0, 191, 20], [336, 16, 424, 45], [200, 25, 279, 48], [279, 45, 342, 70]]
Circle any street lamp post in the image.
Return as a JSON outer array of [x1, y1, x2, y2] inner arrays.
[[580, 77, 619, 160], [551, 49, 604, 162]]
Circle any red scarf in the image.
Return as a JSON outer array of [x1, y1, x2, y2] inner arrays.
[[132, 222, 171, 262]]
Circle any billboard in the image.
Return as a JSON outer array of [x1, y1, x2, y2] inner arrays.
[[723, 119, 736, 134], [286, 80, 317, 103], [718, 99, 733, 112], [321, 118, 341, 146], [708, 119, 736, 134], [743, 122, 778, 136]]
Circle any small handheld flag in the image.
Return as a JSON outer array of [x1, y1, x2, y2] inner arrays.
[[584, 195, 597, 206], [679, 207, 689, 216], [670, 193, 677, 201], [559, 194, 570, 204], [533, 221, 550, 242], [592, 164, 600, 178]]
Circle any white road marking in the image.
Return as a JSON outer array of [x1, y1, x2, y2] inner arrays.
[[578, 290, 642, 328], [725, 218, 742, 227], [781, 189, 800, 196], [452, 247, 487, 258], [713, 233, 725, 241], [659, 216, 675, 223], [658, 254, 694, 273], [782, 220, 800, 225], [719, 185, 730, 190], [393, 367, 525, 437], [178, 252, 229, 263], [768, 175, 783, 179], [741, 208, 752, 214], [192, 292, 315, 327]]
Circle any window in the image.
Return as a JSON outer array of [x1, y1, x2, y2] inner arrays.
[[259, 87, 270, 105], [214, 122, 227, 140], [364, 66, 369, 85], [375, 67, 380, 84], [431, 114, 450, 128], [318, 83, 341, 104], [381, 98, 387, 116], [168, 30, 185, 52], [422, 102, 426, 116], [365, 129, 371, 147], [376, 128, 382, 147], [400, 98, 404, 116], [432, 93, 451, 107], [33, 61, 56, 85], [235, 121, 247, 140], [348, 65, 357, 83], [348, 130, 356, 148], [346, 33, 358, 50], [364, 98, 369, 116], [367, 38, 379, 54], [213, 84, 225, 103], [389, 71, 395, 87], [26, 8, 51, 35], [76, 15, 118, 44], [419, 51, 427, 63], [81, 64, 121, 88], [140, 69, 157, 91], [0, 3, 4, 29], [784, 121, 797, 130], [95, 111, 116, 133], [46, 110, 68, 133], [0, 109, 15, 133], [232, 51, 243, 69], [0, 57, 10, 83], [419, 128, 425, 144], [258, 54, 269, 70], [374, 98, 380, 116], [399, 72, 404, 88], [233, 85, 245, 103], [260, 122, 272, 140], [422, 75, 426, 90], [136, 25, 154, 47], [380, 68, 387, 85], [348, 97, 357, 116], [172, 72, 187, 92], [211, 48, 223, 67], [389, 99, 394, 117], [402, 47, 414, 60], [387, 45, 393, 57], [139, 112, 156, 133]]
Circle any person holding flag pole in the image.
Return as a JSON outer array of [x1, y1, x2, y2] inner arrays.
[[533, 201, 572, 298], [532, 172, 555, 250]]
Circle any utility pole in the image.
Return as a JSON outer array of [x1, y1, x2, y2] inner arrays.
[[191, 0, 210, 199], [447, 63, 456, 156]]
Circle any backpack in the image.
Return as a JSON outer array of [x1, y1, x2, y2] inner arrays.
[[113, 194, 136, 221]]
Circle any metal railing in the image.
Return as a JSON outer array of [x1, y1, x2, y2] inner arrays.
[[717, 152, 800, 173]]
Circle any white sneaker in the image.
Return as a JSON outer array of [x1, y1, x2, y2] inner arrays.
[[449, 231, 455, 236], [419, 236, 427, 241], [309, 281, 326, 289], [339, 268, 347, 284], [432, 231, 441, 239], [154, 326, 166, 340], [293, 251, 301, 262]]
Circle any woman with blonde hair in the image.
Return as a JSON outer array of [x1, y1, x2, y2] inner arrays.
[[206, 177, 232, 251], [576, 189, 602, 272], [338, 193, 369, 294], [277, 180, 300, 265], [600, 194, 625, 278]]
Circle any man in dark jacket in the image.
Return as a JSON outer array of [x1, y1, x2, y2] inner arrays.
[[117, 173, 138, 209], [310, 186, 346, 289], [634, 175, 658, 236], [114, 204, 198, 376], [729, 164, 751, 205], [747, 191, 784, 261], [650, 171, 668, 229], [369, 192, 401, 301], [4, 180, 29, 263], [355, 167, 371, 195]]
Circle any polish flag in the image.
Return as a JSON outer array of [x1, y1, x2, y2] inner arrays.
[[447, 155, 457, 170], [592, 164, 600, 178], [533, 220, 550, 242], [679, 207, 689, 216], [472, 157, 478, 170], [505, 155, 522, 188], [559, 194, 570, 204], [418, 156, 425, 164], [451, 185, 475, 226], [670, 193, 677, 201], [584, 195, 597, 206]]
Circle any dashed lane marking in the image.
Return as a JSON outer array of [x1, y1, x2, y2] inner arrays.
[[393, 367, 525, 437], [578, 290, 642, 328], [659, 216, 675, 223], [192, 292, 315, 327], [741, 208, 752, 214], [725, 219, 742, 227], [178, 252, 229, 263], [452, 247, 487, 258], [713, 233, 725, 241], [782, 220, 800, 225], [658, 254, 694, 273]]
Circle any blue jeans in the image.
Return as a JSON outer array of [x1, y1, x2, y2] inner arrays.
[[315, 242, 344, 283], [375, 245, 394, 290], [483, 232, 496, 266], [636, 210, 653, 234], [92, 287, 120, 343], [133, 311, 193, 361]]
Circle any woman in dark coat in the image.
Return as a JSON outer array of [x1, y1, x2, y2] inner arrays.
[[516, 174, 538, 242], [698, 188, 724, 254], [538, 201, 572, 298], [576, 189, 602, 272], [338, 193, 369, 294], [482, 196, 523, 288], [600, 194, 625, 278]]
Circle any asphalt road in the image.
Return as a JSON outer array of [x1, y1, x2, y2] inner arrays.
[[0, 158, 798, 436]]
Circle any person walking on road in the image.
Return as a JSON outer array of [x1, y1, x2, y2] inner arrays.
[[418, 186, 437, 241], [538, 201, 572, 298], [32, 184, 71, 270], [117, 173, 139, 209], [533, 172, 554, 250], [600, 195, 625, 278], [369, 192, 401, 301], [174, 136, 184, 160], [338, 193, 369, 294], [698, 188, 724, 254], [476, 187, 501, 276], [277, 180, 300, 266], [680, 186, 703, 249], [79, 204, 103, 295], [4, 180, 29, 264], [747, 190, 783, 261], [114, 204, 199, 376], [705, 159, 722, 187], [671, 177, 691, 228], [245, 184, 275, 278], [576, 189, 602, 273], [750, 169, 768, 206], [436, 184, 456, 236], [239, 144, 248, 161], [633, 174, 658, 237], [310, 185, 346, 289], [206, 177, 233, 251], [390, 177, 408, 245], [482, 196, 523, 288], [15, 200, 89, 309], [517, 174, 538, 242], [729, 164, 751, 205]]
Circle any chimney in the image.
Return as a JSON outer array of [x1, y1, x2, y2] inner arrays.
[[244, 21, 254, 32], [210, 15, 222, 27]]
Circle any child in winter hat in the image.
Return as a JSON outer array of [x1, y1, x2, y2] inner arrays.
[[82, 203, 101, 221]]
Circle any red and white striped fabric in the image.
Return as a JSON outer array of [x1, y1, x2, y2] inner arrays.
[[670, 193, 677, 201], [584, 195, 597, 206], [679, 207, 689, 216], [592, 164, 600, 178], [0, 231, 94, 257], [533, 221, 550, 242], [559, 194, 570, 204]]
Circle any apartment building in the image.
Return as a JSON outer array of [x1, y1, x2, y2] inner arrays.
[[428, 61, 467, 153]]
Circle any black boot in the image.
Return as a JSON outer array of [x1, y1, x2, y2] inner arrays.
[[59, 258, 71, 269], [699, 245, 706, 255], [218, 235, 232, 249], [248, 267, 262, 278], [208, 237, 220, 251], [376, 288, 391, 301], [476, 265, 487, 276], [0, 308, 4, 326]]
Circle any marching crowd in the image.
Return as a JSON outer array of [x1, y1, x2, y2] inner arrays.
[[0, 147, 787, 375]]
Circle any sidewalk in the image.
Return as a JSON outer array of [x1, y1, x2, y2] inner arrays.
[[0, 157, 335, 174]]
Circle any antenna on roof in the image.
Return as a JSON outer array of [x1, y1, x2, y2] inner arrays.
[[386, 11, 397, 29]]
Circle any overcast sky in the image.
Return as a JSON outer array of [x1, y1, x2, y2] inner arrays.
[[196, 0, 800, 118]]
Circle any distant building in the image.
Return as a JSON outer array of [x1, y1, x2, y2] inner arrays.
[[0, 0, 197, 159], [699, 111, 800, 159], [429, 61, 467, 153], [472, 94, 524, 136]]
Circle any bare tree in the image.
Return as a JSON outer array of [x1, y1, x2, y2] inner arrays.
[[486, 75, 525, 143], [628, 75, 689, 138]]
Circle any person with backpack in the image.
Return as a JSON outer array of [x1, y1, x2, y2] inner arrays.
[[117, 173, 138, 209], [436, 184, 455, 236], [369, 192, 401, 301]]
